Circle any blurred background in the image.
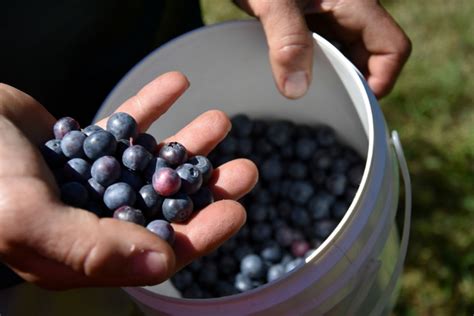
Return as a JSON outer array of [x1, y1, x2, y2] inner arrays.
[[199, 0, 474, 315]]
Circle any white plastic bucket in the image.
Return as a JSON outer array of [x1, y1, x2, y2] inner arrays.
[[97, 20, 412, 316]]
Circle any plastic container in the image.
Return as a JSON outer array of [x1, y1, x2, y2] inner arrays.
[[97, 20, 412, 316]]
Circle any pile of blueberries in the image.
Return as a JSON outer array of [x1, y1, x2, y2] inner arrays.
[[40, 112, 214, 245], [170, 114, 364, 298]]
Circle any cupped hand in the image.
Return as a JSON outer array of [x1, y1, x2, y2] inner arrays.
[[0, 72, 258, 290], [235, 0, 411, 99]]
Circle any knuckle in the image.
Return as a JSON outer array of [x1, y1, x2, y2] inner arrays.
[[270, 33, 313, 67]]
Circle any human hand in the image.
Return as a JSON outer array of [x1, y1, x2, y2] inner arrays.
[[234, 0, 411, 99], [0, 72, 258, 290]]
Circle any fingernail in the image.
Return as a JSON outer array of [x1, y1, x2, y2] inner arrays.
[[284, 71, 309, 99], [130, 251, 168, 278]]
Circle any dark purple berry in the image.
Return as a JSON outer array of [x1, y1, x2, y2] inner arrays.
[[187, 155, 213, 183], [106, 112, 138, 140], [63, 158, 91, 182], [103, 182, 136, 210], [82, 124, 103, 137], [289, 181, 314, 205], [231, 114, 253, 137], [162, 192, 193, 223], [143, 157, 169, 182], [291, 239, 311, 257], [91, 156, 121, 186], [147, 219, 175, 245], [152, 167, 181, 196], [41, 139, 66, 168], [308, 192, 334, 220], [159, 142, 188, 166], [83, 130, 117, 160], [122, 145, 152, 172], [260, 243, 283, 263], [137, 184, 163, 219], [113, 205, 146, 226], [134, 133, 158, 154], [54, 117, 80, 140], [61, 130, 87, 158], [240, 254, 265, 279], [176, 163, 202, 194]]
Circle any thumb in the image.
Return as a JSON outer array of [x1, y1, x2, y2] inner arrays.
[[242, 1, 314, 99]]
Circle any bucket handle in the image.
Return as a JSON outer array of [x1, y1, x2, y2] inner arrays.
[[368, 131, 412, 315], [347, 131, 412, 315]]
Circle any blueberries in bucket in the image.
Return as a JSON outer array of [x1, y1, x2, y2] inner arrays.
[[173, 114, 364, 299]]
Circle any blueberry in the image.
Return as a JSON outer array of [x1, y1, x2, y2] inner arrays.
[[215, 281, 238, 297], [198, 262, 218, 286], [250, 119, 267, 137], [40, 139, 65, 168], [219, 255, 238, 276], [266, 120, 294, 147], [190, 186, 214, 211], [289, 181, 314, 205], [237, 138, 253, 156], [295, 124, 313, 138], [106, 112, 138, 140], [348, 163, 364, 186], [158, 142, 188, 167], [240, 254, 265, 279], [219, 236, 238, 253], [251, 223, 272, 242], [260, 157, 283, 181], [231, 114, 253, 137], [287, 161, 308, 180], [119, 169, 144, 191], [189, 258, 204, 272], [284, 258, 304, 273], [315, 125, 336, 147], [53, 117, 80, 140], [234, 273, 253, 292], [290, 206, 311, 227], [60, 130, 87, 158], [313, 219, 338, 239], [113, 205, 146, 226], [82, 124, 103, 137], [162, 192, 193, 223], [331, 200, 349, 220], [143, 157, 169, 182], [176, 163, 203, 194], [326, 173, 347, 196], [134, 133, 158, 154], [122, 145, 152, 172], [254, 138, 274, 156], [60, 181, 88, 207], [147, 219, 175, 245], [280, 144, 294, 159], [248, 204, 268, 222], [260, 243, 283, 263], [83, 130, 117, 160], [291, 240, 311, 257], [267, 264, 285, 282], [182, 284, 205, 299], [217, 136, 238, 155], [295, 137, 317, 160], [234, 244, 254, 261], [137, 184, 163, 219], [152, 167, 181, 196], [308, 192, 334, 220], [171, 269, 194, 291], [311, 149, 332, 170], [103, 182, 136, 210], [187, 155, 213, 184], [64, 158, 91, 182], [275, 225, 295, 247], [91, 156, 121, 186], [86, 178, 106, 200], [251, 189, 272, 205]]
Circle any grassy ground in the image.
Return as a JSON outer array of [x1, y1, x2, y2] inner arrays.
[[200, 1, 474, 315]]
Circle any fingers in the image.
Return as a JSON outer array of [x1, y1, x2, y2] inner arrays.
[[96, 71, 190, 131], [361, 7, 411, 97], [210, 159, 259, 201], [237, 1, 314, 99], [172, 200, 247, 269]]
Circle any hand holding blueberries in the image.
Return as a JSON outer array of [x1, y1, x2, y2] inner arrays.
[[0, 72, 258, 289]]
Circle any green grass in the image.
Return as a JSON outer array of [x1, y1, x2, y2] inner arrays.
[[200, 1, 474, 314]]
